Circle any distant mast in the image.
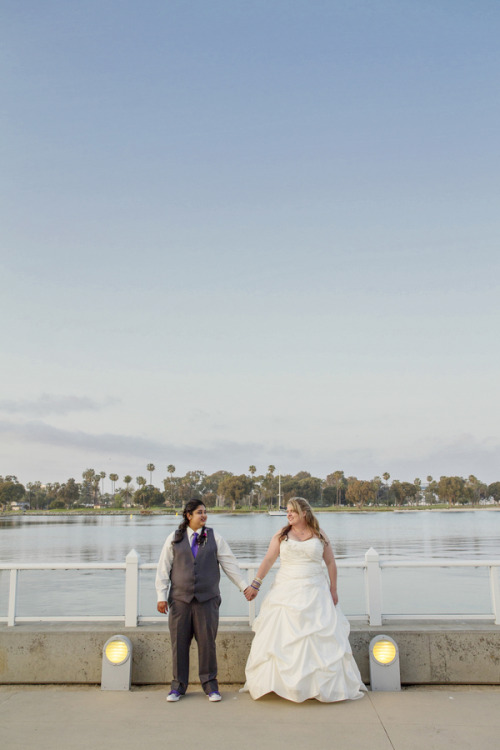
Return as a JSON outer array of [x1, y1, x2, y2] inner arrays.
[[269, 471, 286, 515]]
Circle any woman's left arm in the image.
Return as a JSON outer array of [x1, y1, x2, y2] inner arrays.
[[321, 530, 338, 605]]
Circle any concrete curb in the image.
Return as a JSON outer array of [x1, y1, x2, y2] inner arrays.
[[1, 621, 499, 685]]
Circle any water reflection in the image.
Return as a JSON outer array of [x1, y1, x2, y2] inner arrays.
[[1, 511, 500, 562], [0, 517, 24, 529], [0, 516, 88, 528]]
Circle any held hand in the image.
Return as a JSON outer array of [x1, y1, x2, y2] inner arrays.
[[244, 586, 258, 601], [331, 589, 338, 606], [157, 601, 168, 614]]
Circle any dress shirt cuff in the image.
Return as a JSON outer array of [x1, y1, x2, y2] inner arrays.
[[157, 588, 169, 602]]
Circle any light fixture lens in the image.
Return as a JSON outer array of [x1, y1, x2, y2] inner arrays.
[[105, 639, 130, 665], [372, 639, 397, 665]]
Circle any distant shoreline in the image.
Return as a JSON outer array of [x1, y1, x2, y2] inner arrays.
[[2, 505, 500, 517]]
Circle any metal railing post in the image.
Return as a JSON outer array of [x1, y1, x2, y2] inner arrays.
[[365, 547, 382, 626], [8, 568, 18, 627], [489, 565, 500, 625], [125, 549, 140, 627]]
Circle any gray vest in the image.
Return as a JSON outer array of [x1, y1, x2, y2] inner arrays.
[[168, 527, 220, 604]]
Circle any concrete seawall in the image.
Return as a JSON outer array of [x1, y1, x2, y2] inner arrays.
[[1, 621, 499, 685]]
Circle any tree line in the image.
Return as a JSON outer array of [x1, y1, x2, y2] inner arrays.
[[1, 466, 500, 511]]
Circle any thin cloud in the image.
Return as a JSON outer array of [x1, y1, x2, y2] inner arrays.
[[0, 420, 165, 456], [0, 394, 120, 417], [421, 434, 500, 479], [0, 419, 300, 469], [303, 436, 500, 484], [370, 434, 500, 484]]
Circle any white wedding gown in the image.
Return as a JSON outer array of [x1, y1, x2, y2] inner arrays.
[[242, 537, 366, 702]]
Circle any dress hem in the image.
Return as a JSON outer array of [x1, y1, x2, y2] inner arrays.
[[241, 684, 367, 704]]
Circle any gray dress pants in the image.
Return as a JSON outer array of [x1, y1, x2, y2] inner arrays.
[[168, 596, 221, 694]]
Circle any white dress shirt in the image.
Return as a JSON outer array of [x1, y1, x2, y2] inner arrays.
[[155, 526, 248, 602]]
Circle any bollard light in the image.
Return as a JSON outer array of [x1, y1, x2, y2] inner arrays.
[[369, 635, 401, 691], [101, 635, 132, 690]]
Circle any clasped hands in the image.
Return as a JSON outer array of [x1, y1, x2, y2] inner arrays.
[[244, 586, 259, 601], [158, 586, 259, 611]]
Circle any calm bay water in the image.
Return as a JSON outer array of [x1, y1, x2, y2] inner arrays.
[[1, 510, 499, 619]]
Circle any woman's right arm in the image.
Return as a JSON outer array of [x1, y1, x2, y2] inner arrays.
[[155, 532, 175, 612], [245, 532, 281, 600]]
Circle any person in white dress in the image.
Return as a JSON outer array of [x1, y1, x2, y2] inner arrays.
[[242, 497, 366, 703]]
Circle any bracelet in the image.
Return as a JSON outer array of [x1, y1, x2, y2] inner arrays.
[[254, 576, 263, 584], [251, 578, 262, 590]]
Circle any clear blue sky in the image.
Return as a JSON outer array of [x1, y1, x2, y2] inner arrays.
[[1, 0, 499, 487]]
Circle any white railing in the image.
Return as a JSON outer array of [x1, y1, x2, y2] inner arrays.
[[1, 547, 499, 627]]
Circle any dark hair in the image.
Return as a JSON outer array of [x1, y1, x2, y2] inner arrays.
[[173, 499, 207, 544]]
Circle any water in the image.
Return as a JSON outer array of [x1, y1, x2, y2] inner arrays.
[[1, 511, 499, 620]]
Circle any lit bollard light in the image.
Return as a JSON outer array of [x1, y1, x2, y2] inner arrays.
[[369, 635, 401, 691], [101, 635, 133, 690]]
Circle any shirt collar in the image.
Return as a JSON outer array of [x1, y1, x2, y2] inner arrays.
[[187, 526, 205, 540]]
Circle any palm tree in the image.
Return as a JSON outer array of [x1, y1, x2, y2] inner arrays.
[[147, 463, 155, 486], [82, 468, 95, 482], [123, 475, 132, 505], [81, 469, 96, 506], [265, 466, 276, 509], [167, 465, 176, 506], [136, 476, 147, 490], [248, 466, 257, 508], [330, 470, 345, 506], [109, 473, 119, 497], [99, 471, 106, 495], [91, 473, 101, 506]]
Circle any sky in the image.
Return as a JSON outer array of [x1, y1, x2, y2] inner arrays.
[[1, 0, 500, 488]]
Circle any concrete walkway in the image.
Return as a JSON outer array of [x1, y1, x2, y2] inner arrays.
[[1, 684, 499, 750]]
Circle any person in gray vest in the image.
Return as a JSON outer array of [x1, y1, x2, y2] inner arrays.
[[156, 498, 250, 702]]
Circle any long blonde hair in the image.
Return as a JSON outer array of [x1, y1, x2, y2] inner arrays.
[[279, 497, 327, 545]]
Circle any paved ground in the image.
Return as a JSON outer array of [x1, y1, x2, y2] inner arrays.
[[1, 684, 500, 750]]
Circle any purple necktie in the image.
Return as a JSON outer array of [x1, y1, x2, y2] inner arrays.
[[191, 532, 199, 558]]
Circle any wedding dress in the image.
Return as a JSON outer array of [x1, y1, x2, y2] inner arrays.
[[242, 537, 366, 702]]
